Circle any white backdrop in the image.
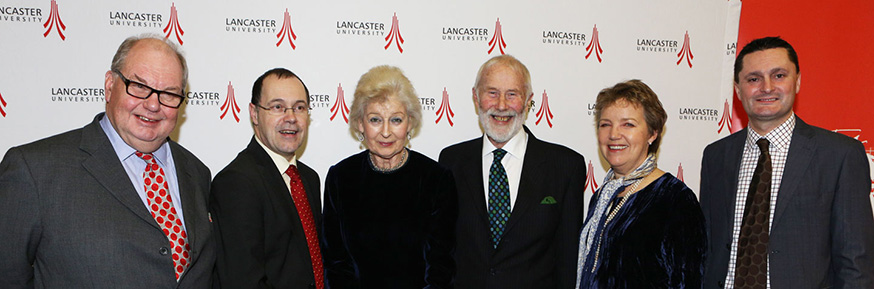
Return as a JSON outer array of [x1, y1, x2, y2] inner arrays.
[[0, 0, 743, 204]]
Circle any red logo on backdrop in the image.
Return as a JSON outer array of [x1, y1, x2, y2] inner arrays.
[[677, 163, 685, 182], [435, 88, 454, 126], [585, 161, 599, 194], [677, 31, 693, 68], [43, 0, 66, 40], [163, 3, 185, 45], [0, 91, 7, 117], [330, 83, 350, 123], [585, 25, 603, 62], [276, 9, 297, 49], [535, 90, 553, 128], [717, 99, 734, 134], [220, 82, 241, 122], [384, 13, 404, 53], [488, 18, 507, 55]]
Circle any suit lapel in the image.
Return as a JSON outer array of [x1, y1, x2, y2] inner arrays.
[[171, 143, 209, 258], [502, 130, 544, 236], [719, 129, 746, 232], [461, 139, 489, 225], [246, 138, 300, 224], [771, 118, 815, 228], [79, 116, 159, 230]]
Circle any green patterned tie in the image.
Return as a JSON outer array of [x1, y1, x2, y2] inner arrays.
[[489, 149, 510, 248]]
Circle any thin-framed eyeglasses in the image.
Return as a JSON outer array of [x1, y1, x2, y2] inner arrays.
[[254, 101, 311, 116], [112, 70, 185, 108]]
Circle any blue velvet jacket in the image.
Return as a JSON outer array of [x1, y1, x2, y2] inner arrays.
[[580, 173, 706, 288]]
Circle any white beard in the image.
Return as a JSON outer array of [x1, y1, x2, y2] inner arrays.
[[478, 107, 526, 144]]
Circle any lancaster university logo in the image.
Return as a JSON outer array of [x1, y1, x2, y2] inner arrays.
[[384, 13, 404, 53], [488, 18, 507, 55], [276, 9, 296, 49], [0, 91, 7, 117], [43, 0, 65, 40], [535, 90, 553, 128], [585, 161, 599, 194], [220, 82, 241, 122], [677, 31, 693, 68], [163, 3, 184, 45], [330, 83, 350, 123], [717, 99, 741, 134], [585, 25, 603, 62], [435, 88, 454, 126], [677, 163, 685, 182]]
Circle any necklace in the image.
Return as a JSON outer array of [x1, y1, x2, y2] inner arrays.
[[369, 149, 408, 173], [590, 176, 646, 272]]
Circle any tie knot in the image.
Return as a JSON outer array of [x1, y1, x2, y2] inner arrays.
[[493, 149, 507, 162], [285, 164, 300, 178], [135, 152, 157, 165], [756, 138, 770, 154]]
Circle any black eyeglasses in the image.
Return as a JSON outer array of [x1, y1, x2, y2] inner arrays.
[[112, 70, 185, 108], [254, 102, 311, 116]]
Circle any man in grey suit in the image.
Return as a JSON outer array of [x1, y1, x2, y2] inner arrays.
[[0, 34, 214, 288], [701, 36, 874, 288], [439, 55, 585, 289]]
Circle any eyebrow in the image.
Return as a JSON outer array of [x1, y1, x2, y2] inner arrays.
[[131, 73, 183, 93]]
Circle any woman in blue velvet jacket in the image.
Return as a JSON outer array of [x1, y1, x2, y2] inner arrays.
[[576, 80, 706, 288]]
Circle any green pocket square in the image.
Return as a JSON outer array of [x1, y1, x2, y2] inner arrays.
[[540, 196, 557, 204]]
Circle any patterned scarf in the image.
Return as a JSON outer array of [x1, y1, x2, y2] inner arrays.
[[575, 153, 657, 288]]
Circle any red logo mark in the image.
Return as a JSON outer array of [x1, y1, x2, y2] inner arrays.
[[535, 90, 554, 128], [717, 99, 735, 134], [677, 31, 694, 68], [220, 82, 241, 122], [435, 88, 455, 126], [488, 18, 507, 55], [585, 161, 599, 194], [163, 3, 185, 45], [276, 9, 297, 49], [585, 25, 603, 62], [0, 91, 7, 117], [384, 13, 404, 53], [677, 163, 685, 182], [330, 83, 350, 123], [42, 0, 66, 40]]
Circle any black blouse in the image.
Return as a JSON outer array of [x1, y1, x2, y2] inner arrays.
[[321, 150, 458, 289]]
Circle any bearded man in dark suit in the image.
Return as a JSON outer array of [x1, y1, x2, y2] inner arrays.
[[439, 54, 586, 289]]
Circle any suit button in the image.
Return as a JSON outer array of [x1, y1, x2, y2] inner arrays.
[[159, 247, 170, 255], [489, 268, 497, 276], [770, 250, 780, 254]]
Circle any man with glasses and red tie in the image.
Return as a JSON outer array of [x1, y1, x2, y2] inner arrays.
[[0, 34, 215, 288], [210, 68, 323, 289]]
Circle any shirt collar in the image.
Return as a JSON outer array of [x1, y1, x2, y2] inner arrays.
[[99, 113, 171, 166], [481, 127, 528, 160], [746, 113, 795, 151], [254, 135, 298, 175]]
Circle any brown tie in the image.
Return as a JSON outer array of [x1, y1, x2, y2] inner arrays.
[[286, 165, 324, 289], [734, 138, 772, 288]]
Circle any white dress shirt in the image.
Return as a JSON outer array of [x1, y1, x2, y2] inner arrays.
[[481, 130, 528, 211]]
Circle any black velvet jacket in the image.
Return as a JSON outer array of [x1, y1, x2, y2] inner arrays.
[[580, 173, 706, 288], [321, 150, 458, 289]]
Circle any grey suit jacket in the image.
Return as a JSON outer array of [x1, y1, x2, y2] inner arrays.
[[0, 113, 215, 289], [438, 126, 586, 289], [700, 117, 874, 289]]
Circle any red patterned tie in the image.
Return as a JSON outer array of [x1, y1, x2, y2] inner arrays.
[[136, 152, 190, 280], [286, 165, 324, 289]]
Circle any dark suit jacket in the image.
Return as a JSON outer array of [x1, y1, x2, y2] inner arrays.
[[438, 126, 586, 289], [700, 117, 874, 289], [211, 137, 322, 289], [0, 113, 214, 289]]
